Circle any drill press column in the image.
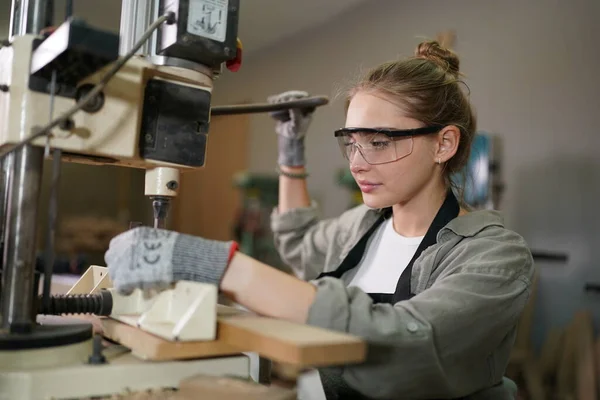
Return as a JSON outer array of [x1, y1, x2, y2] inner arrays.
[[1, 145, 44, 332], [1, 0, 53, 333], [145, 167, 180, 229]]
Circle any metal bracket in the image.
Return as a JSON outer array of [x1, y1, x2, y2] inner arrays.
[[67, 265, 112, 294], [68, 266, 218, 342]]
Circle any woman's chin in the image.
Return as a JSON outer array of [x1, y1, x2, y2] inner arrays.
[[361, 193, 393, 209]]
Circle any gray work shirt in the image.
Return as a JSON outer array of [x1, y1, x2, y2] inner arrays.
[[271, 203, 533, 399]]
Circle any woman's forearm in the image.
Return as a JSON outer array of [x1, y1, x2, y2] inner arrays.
[[219, 252, 316, 323], [278, 166, 311, 213]]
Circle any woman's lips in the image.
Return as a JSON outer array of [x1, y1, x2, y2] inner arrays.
[[357, 180, 381, 193]]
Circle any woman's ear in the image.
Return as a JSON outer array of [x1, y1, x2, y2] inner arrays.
[[435, 125, 460, 163]]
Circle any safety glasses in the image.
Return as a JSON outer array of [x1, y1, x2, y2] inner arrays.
[[333, 126, 442, 165]]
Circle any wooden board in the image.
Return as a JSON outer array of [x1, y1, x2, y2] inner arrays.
[[218, 314, 365, 367], [574, 312, 596, 400], [101, 309, 366, 368], [102, 318, 242, 361], [556, 311, 597, 400], [115, 375, 296, 400], [175, 374, 296, 400]]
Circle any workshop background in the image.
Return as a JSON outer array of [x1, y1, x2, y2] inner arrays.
[[1, 0, 599, 398]]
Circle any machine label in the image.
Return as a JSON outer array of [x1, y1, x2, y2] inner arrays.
[[187, 0, 229, 42]]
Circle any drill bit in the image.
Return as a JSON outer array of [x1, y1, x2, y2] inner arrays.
[[152, 196, 170, 229]]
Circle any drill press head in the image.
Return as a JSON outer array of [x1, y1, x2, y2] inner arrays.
[[0, 0, 242, 229]]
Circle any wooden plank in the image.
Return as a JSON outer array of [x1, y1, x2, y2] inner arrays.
[[557, 316, 576, 396], [218, 314, 366, 367], [539, 327, 564, 380], [557, 311, 597, 400], [116, 389, 177, 400], [175, 374, 296, 400], [101, 310, 366, 368], [102, 318, 243, 361], [574, 312, 596, 400], [595, 338, 600, 398]]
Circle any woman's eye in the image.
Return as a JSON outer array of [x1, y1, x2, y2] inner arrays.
[[371, 141, 390, 149]]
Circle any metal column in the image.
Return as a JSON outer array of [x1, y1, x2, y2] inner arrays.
[[0, 155, 14, 251], [119, 0, 157, 56], [0, 153, 14, 305], [9, 0, 53, 39], [1, 0, 52, 332], [1, 145, 44, 332]]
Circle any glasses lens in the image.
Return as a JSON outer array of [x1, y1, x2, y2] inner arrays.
[[336, 134, 354, 161], [336, 132, 414, 164]]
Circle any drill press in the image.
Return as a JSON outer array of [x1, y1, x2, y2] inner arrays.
[[0, 0, 247, 397]]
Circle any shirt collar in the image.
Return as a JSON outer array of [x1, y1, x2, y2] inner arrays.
[[438, 210, 505, 242], [365, 208, 504, 242]]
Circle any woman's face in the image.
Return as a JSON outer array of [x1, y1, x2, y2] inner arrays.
[[343, 91, 441, 209]]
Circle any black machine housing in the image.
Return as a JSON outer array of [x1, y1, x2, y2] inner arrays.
[[139, 79, 212, 167], [28, 18, 120, 99]]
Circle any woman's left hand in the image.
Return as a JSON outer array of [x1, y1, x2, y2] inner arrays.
[[104, 226, 236, 295]]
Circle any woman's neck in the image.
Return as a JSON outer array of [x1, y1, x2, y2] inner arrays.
[[391, 180, 448, 237]]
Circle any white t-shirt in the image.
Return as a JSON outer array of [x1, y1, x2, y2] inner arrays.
[[298, 218, 424, 400]]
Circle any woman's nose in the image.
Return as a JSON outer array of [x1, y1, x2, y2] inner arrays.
[[349, 148, 370, 173]]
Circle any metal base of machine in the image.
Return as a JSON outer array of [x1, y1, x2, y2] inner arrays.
[[0, 337, 93, 372], [0, 322, 92, 350], [0, 316, 94, 372], [0, 343, 250, 400]]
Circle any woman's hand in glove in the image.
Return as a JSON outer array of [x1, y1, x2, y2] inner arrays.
[[104, 226, 237, 295], [105, 227, 315, 324], [267, 90, 315, 167]]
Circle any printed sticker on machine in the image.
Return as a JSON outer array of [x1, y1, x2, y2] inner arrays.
[[188, 0, 229, 42]]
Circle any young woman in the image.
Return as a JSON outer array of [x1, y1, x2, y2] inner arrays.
[[105, 41, 534, 399]]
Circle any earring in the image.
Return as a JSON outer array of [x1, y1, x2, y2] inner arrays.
[[436, 157, 441, 164]]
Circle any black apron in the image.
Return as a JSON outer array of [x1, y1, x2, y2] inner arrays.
[[316, 190, 460, 400]]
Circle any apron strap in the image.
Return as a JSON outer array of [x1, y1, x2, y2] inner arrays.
[[316, 212, 388, 280], [392, 189, 460, 303]]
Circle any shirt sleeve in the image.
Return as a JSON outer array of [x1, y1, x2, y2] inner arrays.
[[270, 203, 341, 280], [305, 233, 534, 399]]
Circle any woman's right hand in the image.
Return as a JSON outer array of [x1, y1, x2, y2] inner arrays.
[[267, 90, 315, 167]]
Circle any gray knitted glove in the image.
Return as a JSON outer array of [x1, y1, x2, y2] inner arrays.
[[104, 227, 235, 294], [267, 90, 314, 167]]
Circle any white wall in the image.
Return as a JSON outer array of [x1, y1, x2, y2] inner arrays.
[[212, 0, 600, 349]]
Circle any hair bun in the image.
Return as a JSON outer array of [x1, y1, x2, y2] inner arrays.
[[415, 40, 460, 77]]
